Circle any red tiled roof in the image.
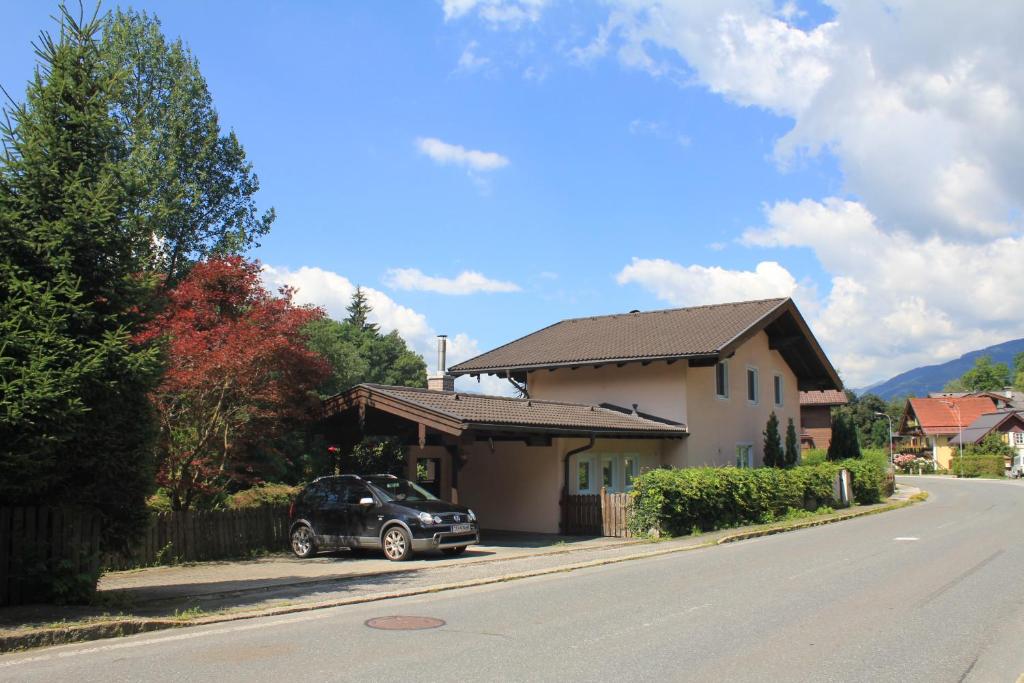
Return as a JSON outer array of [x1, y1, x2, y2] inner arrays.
[[907, 396, 998, 435], [799, 390, 848, 406]]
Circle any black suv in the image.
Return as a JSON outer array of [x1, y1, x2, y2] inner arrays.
[[288, 474, 479, 561]]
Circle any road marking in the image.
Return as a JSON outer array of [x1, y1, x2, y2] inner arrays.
[[893, 537, 920, 541]]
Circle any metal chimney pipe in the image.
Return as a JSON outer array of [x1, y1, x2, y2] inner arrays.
[[437, 335, 447, 375]]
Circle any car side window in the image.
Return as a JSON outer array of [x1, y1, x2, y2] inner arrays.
[[343, 485, 371, 505], [301, 483, 325, 506], [322, 480, 347, 505]]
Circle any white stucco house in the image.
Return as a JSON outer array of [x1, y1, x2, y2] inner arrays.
[[323, 297, 842, 534]]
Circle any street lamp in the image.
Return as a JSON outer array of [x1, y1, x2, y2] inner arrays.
[[874, 411, 894, 466], [939, 400, 964, 475]]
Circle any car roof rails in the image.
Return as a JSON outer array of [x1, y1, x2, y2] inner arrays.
[[312, 473, 363, 483]]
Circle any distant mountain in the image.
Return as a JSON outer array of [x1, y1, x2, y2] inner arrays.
[[864, 338, 1024, 400]]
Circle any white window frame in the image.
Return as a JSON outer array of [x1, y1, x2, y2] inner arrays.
[[736, 443, 754, 469], [622, 455, 639, 491], [600, 456, 616, 492], [746, 366, 759, 405], [576, 457, 596, 494], [1014, 431, 1024, 446], [773, 373, 784, 407], [715, 360, 730, 400]]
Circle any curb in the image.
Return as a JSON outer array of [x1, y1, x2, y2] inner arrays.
[[0, 491, 924, 654]]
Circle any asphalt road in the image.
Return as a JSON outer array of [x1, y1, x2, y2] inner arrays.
[[4, 476, 1024, 682]]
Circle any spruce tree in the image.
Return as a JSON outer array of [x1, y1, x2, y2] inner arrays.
[[762, 412, 783, 468], [784, 418, 799, 467], [345, 286, 379, 333], [0, 7, 161, 550]]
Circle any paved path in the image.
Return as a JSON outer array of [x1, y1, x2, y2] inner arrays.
[[6, 477, 1018, 681]]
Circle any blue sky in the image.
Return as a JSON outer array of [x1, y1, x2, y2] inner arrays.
[[4, 1, 1023, 391]]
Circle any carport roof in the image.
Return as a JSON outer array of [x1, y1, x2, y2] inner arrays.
[[324, 384, 688, 439]]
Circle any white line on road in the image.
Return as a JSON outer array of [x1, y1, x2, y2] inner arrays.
[[893, 537, 920, 541]]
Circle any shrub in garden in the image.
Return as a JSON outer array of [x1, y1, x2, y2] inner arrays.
[[628, 459, 888, 537], [763, 412, 783, 467], [950, 455, 1005, 478], [227, 483, 300, 509], [802, 449, 827, 466]]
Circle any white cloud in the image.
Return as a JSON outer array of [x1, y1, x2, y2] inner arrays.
[[442, 0, 547, 27], [456, 40, 490, 72], [416, 137, 510, 172], [741, 198, 1024, 386], [616, 257, 816, 310], [262, 264, 515, 395], [384, 268, 521, 295]]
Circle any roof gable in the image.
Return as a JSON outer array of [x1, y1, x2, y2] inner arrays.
[[448, 297, 840, 391], [800, 390, 849, 406], [951, 410, 1024, 445]]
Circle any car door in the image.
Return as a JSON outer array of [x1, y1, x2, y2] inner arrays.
[[318, 480, 348, 542], [343, 483, 379, 544]]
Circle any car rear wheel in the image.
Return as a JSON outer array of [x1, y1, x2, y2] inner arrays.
[[442, 546, 467, 556], [291, 525, 317, 559], [382, 526, 412, 561]]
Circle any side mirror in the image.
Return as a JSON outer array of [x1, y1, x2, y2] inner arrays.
[[359, 497, 375, 506]]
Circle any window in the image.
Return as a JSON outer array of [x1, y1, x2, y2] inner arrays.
[[623, 457, 638, 490], [736, 444, 753, 468], [773, 374, 784, 407], [1014, 432, 1024, 446], [577, 460, 593, 493], [747, 367, 759, 404], [715, 361, 729, 399], [578, 454, 641, 492]]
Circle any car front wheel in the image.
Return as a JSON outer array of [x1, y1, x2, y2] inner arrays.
[[382, 526, 412, 561], [291, 525, 317, 559]]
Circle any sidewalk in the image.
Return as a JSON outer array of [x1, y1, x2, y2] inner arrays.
[[0, 485, 923, 652]]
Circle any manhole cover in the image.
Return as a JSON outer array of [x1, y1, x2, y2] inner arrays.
[[365, 616, 446, 631]]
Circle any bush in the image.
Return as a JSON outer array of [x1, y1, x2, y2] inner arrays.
[[950, 455, 1005, 479], [226, 483, 300, 509], [802, 449, 827, 466], [628, 459, 889, 537]]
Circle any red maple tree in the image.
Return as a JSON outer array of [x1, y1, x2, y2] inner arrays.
[[137, 257, 329, 510]]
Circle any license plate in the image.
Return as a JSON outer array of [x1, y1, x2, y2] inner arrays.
[[450, 523, 472, 533]]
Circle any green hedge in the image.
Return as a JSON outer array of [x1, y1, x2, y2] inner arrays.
[[950, 455, 1005, 478], [628, 459, 889, 537], [226, 483, 301, 509]]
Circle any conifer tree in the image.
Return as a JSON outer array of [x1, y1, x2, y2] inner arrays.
[[345, 286, 379, 333], [784, 418, 799, 467], [0, 6, 160, 549], [762, 412, 783, 467]]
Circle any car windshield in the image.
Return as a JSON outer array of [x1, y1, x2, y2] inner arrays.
[[365, 477, 438, 502]]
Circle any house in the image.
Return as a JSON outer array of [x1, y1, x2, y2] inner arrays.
[[897, 396, 998, 470], [322, 297, 841, 534], [798, 389, 849, 451], [949, 409, 1024, 465]]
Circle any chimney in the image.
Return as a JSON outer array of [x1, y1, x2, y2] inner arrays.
[[427, 335, 455, 392]]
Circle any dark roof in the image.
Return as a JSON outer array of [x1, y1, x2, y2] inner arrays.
[[800, 390, 849, 406], [325, 384, 688, 438], [950, 410, 1024, 445], [448, 298, 841, 391]]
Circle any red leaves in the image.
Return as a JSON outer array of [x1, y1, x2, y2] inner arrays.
[[137, 256, 330, 509]]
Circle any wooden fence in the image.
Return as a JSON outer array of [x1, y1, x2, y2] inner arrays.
[[0, 506, 103, 607], [105, 505, 291, 570], [562, 489, 633, 537]]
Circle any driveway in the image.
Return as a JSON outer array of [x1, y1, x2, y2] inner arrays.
[[98, 530, 638, 604]]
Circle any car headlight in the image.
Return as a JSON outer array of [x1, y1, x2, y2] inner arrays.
[[467, 509, 476, 522], [418, 512, 434, 525]]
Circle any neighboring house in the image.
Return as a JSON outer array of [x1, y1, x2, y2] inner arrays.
[[949, 409, 1024, 467], [928, 390, 1022, 410], [897, 396, 998, 470], [798, 389, 849, 451], [322, 297, 841, 534]]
